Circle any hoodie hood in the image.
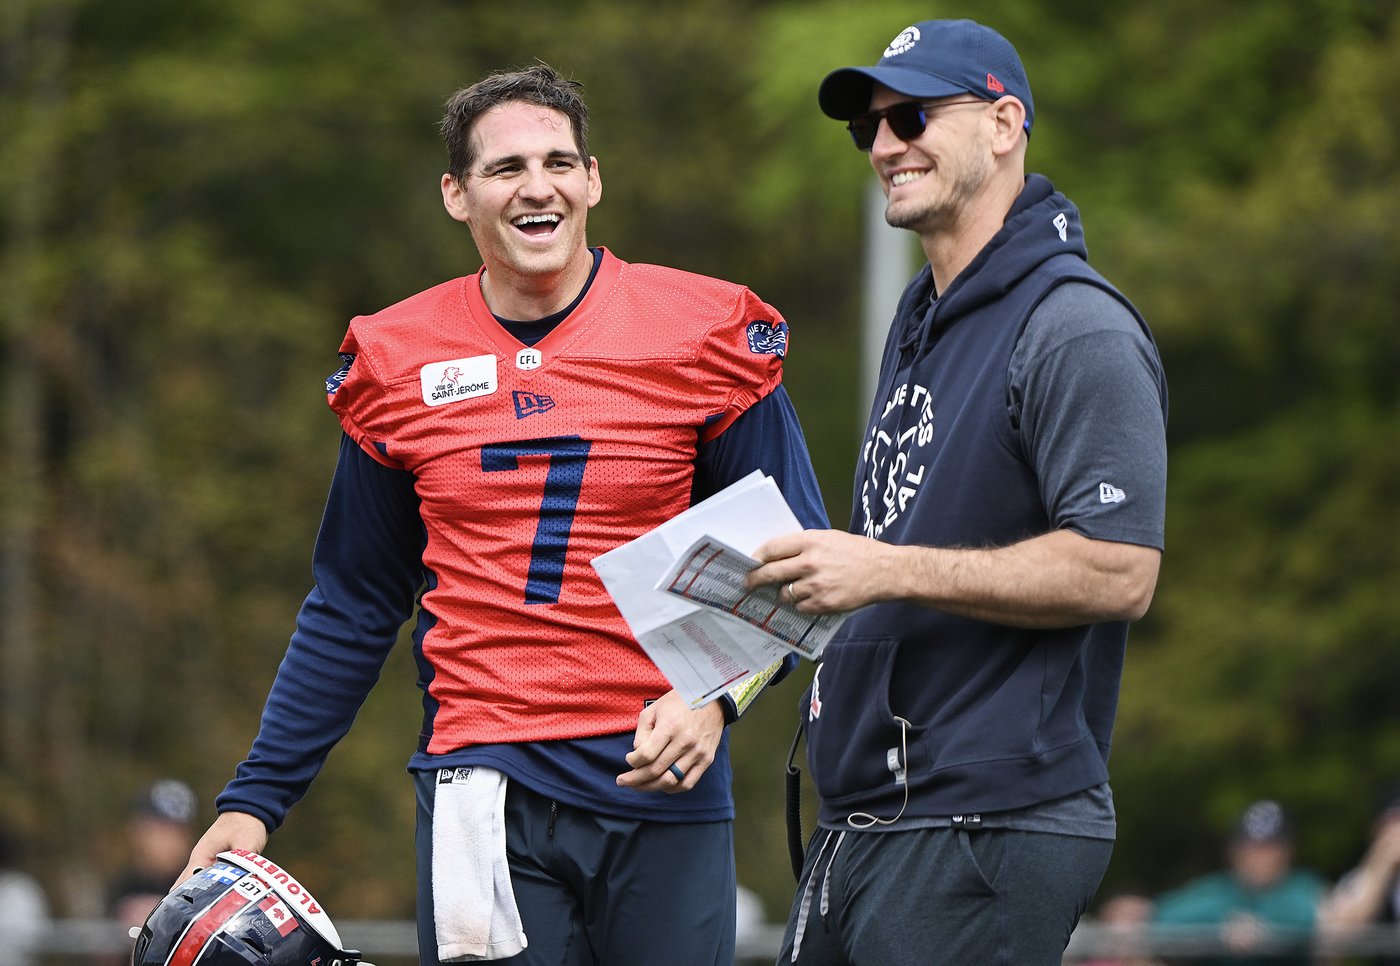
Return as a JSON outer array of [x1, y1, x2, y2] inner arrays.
[[897, 173, 1088, 355]]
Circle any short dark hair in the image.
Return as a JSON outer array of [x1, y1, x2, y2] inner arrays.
[[440, 62, 589, 183]]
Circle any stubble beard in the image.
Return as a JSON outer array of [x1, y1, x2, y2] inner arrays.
[[885, 151, 990, 236]]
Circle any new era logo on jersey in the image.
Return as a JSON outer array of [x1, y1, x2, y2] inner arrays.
[[746, 319, 788, 357], [420, 354, 497, 407], [513, 390, 555, 419], [1099, 482, 1126, 504], [438, 767, 474, 785], [1053, 212, 1069, 242]]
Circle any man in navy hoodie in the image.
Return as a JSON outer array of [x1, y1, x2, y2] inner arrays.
[[747, 19, 1168, 966]]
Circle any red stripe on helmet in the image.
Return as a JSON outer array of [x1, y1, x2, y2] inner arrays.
[[168, 888, 253, 966]]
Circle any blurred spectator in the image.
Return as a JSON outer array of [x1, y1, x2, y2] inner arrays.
[[1317, 786, 1400, 965], [107, 779, 198, 935], [1152, 799, 1325, 965], [0, 818, 50, 966], [1078, 891, 1164, 966]]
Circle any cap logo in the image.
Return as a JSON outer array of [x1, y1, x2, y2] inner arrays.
[[986, 73, 1005, 94], [883, 25, 920, 58]]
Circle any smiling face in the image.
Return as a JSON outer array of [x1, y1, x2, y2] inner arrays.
[[441, 100, 602, 316], [867, 85, 994, 237]]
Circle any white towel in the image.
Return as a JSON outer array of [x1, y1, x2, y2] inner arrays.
[[432, 766, 528, 962]]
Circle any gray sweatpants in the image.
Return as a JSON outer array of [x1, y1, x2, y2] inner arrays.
[[777, 825, 1112, 966]]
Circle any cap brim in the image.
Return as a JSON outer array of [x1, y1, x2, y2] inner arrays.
[[818, 65, 968, 120]]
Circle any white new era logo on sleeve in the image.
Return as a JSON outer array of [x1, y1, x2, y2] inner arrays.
[[1099, 482, 1126, 504]]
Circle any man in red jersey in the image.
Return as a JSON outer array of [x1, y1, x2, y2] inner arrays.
[[177, 63, 826, 965]]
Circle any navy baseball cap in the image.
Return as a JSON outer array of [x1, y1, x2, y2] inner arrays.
[[818, 19, 1034, 134]]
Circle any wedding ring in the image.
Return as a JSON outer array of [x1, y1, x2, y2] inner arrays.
[[668, 763, 685, 782], [787, 582, 798, 604]]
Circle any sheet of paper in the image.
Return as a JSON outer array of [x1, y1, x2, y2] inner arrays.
[[655, 535, 846, 660], [591, 472, 811, 707]]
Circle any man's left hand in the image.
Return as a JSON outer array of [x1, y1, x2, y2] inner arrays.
[[617, 691, 724, 794]]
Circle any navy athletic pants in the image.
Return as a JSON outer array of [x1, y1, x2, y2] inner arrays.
[[413, 770, 736, 966]]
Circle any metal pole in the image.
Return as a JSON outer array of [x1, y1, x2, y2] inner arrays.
[[860, 179, 917, 421]]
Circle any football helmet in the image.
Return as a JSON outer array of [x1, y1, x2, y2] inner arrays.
[[129, 849, 370, 966]]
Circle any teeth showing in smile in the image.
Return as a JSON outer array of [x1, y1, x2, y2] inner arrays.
[[891, 171, 926, 187], [512, 214, 561, 231]]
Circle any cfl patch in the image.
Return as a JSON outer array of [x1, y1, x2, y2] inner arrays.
[[746, 319, 788, 358], [420, 354, 497, 407], [234, 875, 271, 902]]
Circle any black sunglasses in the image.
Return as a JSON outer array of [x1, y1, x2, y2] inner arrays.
[[846, 98, 988, 151]]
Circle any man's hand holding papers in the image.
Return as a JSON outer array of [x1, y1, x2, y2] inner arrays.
[[656, 536, 844, 660], [591, 472, 850, 709]]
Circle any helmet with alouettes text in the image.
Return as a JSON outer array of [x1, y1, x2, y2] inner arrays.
[[129, 850, 370, 966]]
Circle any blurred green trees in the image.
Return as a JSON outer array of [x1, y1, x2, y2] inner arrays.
[[2, 0, 1398, 927]]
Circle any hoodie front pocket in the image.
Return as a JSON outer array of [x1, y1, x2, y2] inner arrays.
[[803, 637, 909, 807]]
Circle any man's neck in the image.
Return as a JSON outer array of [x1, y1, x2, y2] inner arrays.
[[921, 174, 1025, 296], [480, 249, 594, 322]]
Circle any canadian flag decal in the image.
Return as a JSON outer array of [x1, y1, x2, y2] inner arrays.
[[260, 896, 300, 936]]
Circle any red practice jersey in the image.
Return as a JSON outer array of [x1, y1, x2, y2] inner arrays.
[[330, 249, 787, 753]]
